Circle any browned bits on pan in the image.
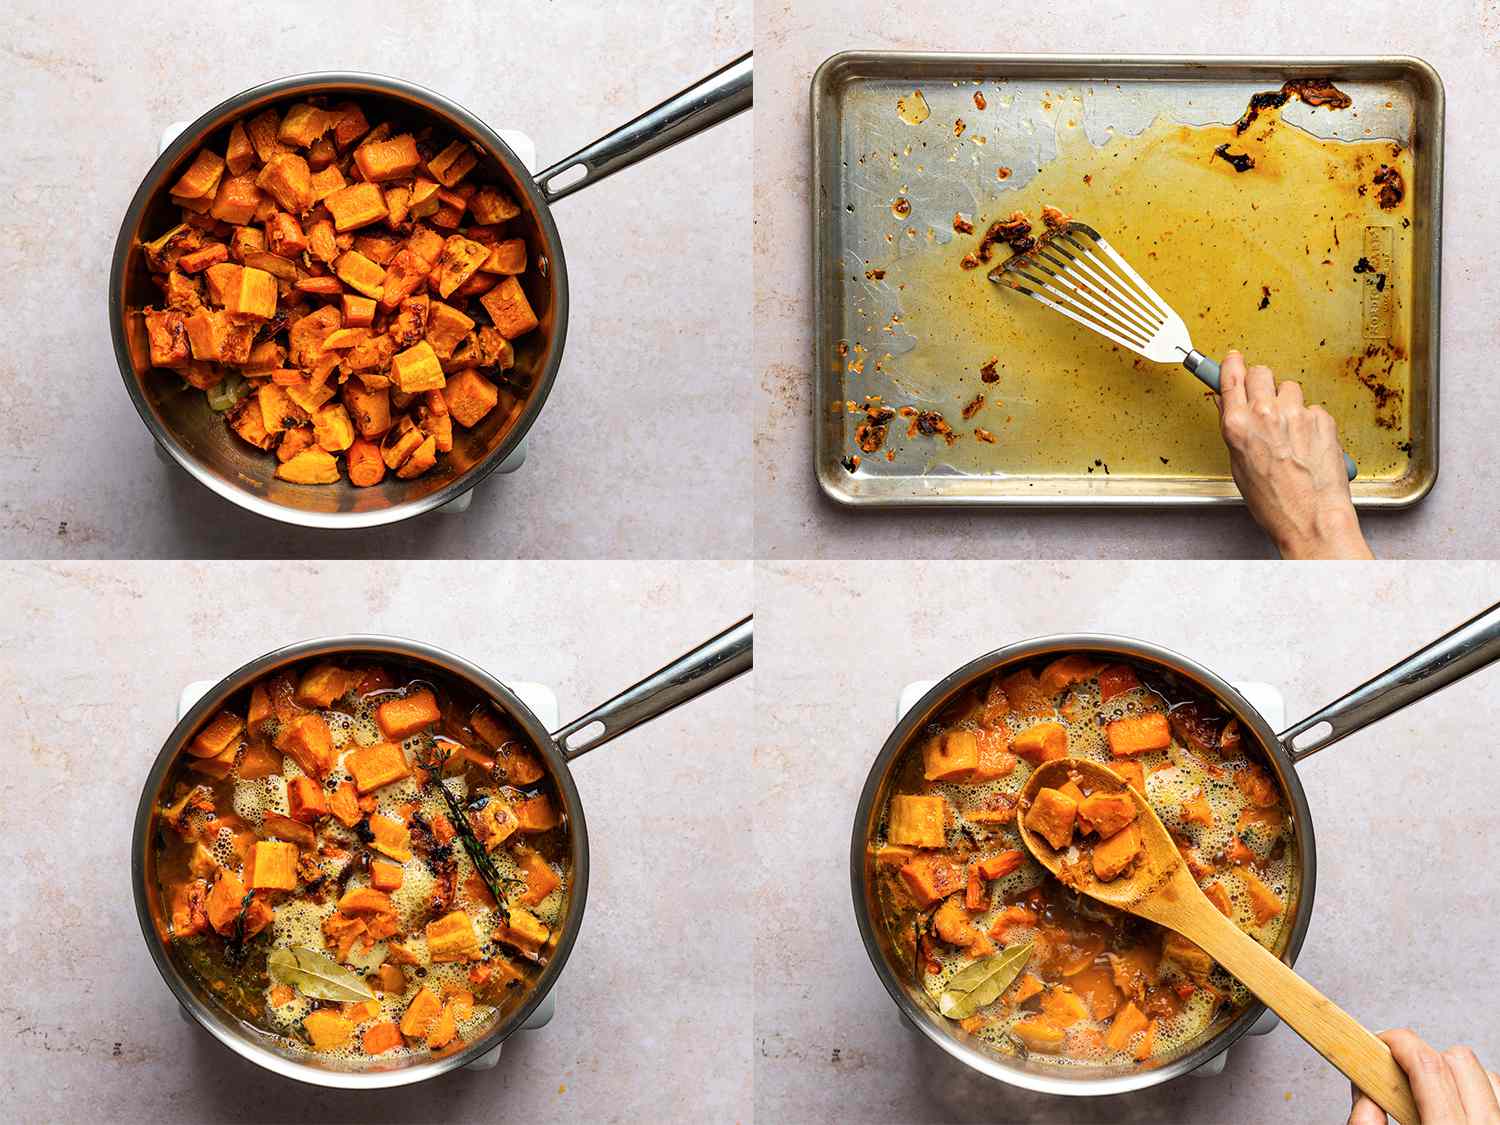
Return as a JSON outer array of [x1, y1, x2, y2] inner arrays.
[[961, 394, 985, 420], [1041, 205, 1070, 230], [892, 197, 912, 218], [954, 118, 966, 137], [953, 213, 975, 235], [976, 212, 1034, 263], [1236, 79, 1352, 135], [908, 409, 957, 446], [840, 454, 861, 473], [855, 401, 896, 453], [865, 268, 886, 281], [1213, 144, 1255, 173], [974, 427, 996, 443], [996, 166, 1012, 180], [1257, 285, 1271, 310], [979, 358, 1000, 383], [1372, 164, 1405, 210], [974, 91, 987, 110], [959, 252, 981, 270]]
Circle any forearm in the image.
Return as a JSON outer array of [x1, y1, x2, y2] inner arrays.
[[1273, 505, 1373, 560]]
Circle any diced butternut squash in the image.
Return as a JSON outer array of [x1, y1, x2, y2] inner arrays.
[[256, 153, 313, 213], [399, 986, 443, 1038], [355, 134, 421, 182], [338, 887, 396, 915], [479, 276, 538, 339], [361, 1020, 404, 1055], [206, 870, 272, 936], [346, 742, 411, 795], [368, 813, 412, 862], [286, 775, 328, 823], [425, 1003, 458, 1048], [923, 729, 979, 782], [275, 713, 335, 776], [391, 340, 446, 393], [1235, 865, 1285, 925], [1069, 965, 1122, 1020], [426, 910, 482, 962], [482, 237, 527, 275], [932, 897, 984, 948], [303, 1009, 353, 1050], [334, 250, 386, 300], [434, 235, 491, 298], [977, 850, 1024, 881], [495, 907, 549, 957], [262, 813, 315, 849], [1105, 1000, 1149, 1051], [1161, 932, 1215, 980], [248, 839, 299, 890], [1039, 987, 1090, 1028], [170, 149, 227, 200], [898, 854, 966, 908], [326, 181, 389, 231], [370, 859, 404, 892], [237, 740, 283, 780], [294, 662, 354, 708], [887, 794, 947, 848], [1038, 655, 1101, 696], [1234, 764, 1281, 809], [1011, 722, 1068, 764], [1012, 1018, 1066, 1053], [1182, 790, 1214, 827], [1106, 712, 1172, 756], [1078, 791, 1136, 838], [514, 794, 559, 834], [329, 780, 362, 828], [425, 301, 475, 358], [442, 368, 499, 428], [1204, 881, 1234, 917], [516, 849, 560, 906], [1092, 823, 1143, 882], [1113, 759, 1147, 796], [1023, 787, 1077, 850], [190, 710, 244, 758], [276, 448, 341, 484], [1006, 972, 1044, 1006], [376, 689, 441, 739]]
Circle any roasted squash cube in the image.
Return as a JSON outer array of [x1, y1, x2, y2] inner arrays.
[[496, 907, 549, 957], [427, 140, 477, 187], [329, 781, 362, 828], [923, 729, 980, 782], [256, 153, 314, 213], [293, 662, 353, 708], [355, 134, 421, 182], [897, 854, 965, 908], [190, 709, 244, 758], [515, 849, 560, 906], [1023, 787, 1078, 850], [376, 688, 440, 739], [170, 148, 226, 200], [1105, 1000, 1149, 1051], [335, 250, 386, 300], [888, 794, 947, 848], [479, 276, 538, 339], [469, 185, 520, 225], [1040, 987, 1090, 1028], [514, 794, 559, 834], [338, 887, 396, 915], [275, 448, 340, 485], [210, 173, 265, 225], [303, 1010, 353, 1050], [391, 340, 446, 393], [425, 301, 475, 359], [230, 267, 278, 320], [399, 986, 443, 1039], [482, 238, 527, 275], [1078, 791, 1137, 838], [313, 404, 356, 453], [1012, 722, 1068, 764], [368, 813, 412, 862], [1092, 823, 1143, 882], [277, 103, 330, 149], [287, 775, 328, 823], [434, 235, 490, 298], [326, 182, 390, 231], [144, 310, 190, 367], [225, 121, 255, 175], [1106, 713, 1172, 756], [395, 434, 438, 479], [426, 910, 482, 962], [442, 369, 499, 428], [1235, 865, 1285, 924], [346, 742, 411, 794], [248, 839, 299, 891], [370, 859, 404, 892], [275, 712, 335, 776]]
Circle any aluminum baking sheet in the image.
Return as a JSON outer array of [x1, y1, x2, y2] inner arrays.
[[811, 54, 1443, 508]]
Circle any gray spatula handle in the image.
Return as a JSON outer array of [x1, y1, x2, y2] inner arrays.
[[1186, 353, 1358, 481]]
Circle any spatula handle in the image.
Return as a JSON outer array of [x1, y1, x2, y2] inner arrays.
[[1184, 913, 1419, 1124], [1186, 353, 1359, 480]]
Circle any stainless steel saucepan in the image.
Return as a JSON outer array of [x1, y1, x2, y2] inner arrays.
[[851, 603, 1500, 1097], [110, 55, 751, 528], [133, 617, 751, 1087]]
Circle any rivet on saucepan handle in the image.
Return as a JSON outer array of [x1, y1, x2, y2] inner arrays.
[[533, 52, 752, 202], [1278, 601, 1500, 761], [551, 616, 752, 759]]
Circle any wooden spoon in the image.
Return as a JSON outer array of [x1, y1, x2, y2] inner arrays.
[[1016, 757, 1419, 1125]]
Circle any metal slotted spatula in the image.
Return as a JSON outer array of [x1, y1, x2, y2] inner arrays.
[[989, 222, 1358, 480]]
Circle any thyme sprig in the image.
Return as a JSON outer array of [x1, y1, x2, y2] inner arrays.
[[413, 740, 523, 909]]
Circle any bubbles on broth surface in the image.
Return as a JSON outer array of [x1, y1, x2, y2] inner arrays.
[[881, 661, 1297, 1069]]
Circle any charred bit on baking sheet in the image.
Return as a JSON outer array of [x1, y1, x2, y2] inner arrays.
[[1213, 144, 1255, 173], [974, 91, 987, 110], [855, 401, 896, 454], [1349, 343, 1405, 430], [865, 267, 886, 281], [954, 118, 966, 137], [840, 454, 860, 473], [1235, 79, 1352, 135], [899, 407, 958, 446], [1041, 205, 1071, 230], [1372, 164, 1405, 210], [1352, 256, 1374, 274], [961, 393, 986, 420], [979, 358, 1000, 383], [974, 428, 997, 444], [996, 166, 1012, 180], [892, 197, 912, 218], [976, 211, 1035, 263], [953, 213, 975, 235], [1257, 286, 1271, 310]]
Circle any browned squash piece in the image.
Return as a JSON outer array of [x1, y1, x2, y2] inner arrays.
[[1091, 823, 1143, 882], [1011, 722, 1067, 765], [897, 854, 965, 908], [1077, 791, 1136, 839], [1023, 787, 1077, 850], [887, 794, 946, 848]]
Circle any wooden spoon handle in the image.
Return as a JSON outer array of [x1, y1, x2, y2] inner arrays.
[[1183, 912, 1419, 1124]]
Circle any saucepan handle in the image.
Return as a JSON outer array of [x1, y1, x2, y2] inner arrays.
[[533, 52, 752, 202], [1278, 601, 1500, 761], [551, 616, 752, 760]]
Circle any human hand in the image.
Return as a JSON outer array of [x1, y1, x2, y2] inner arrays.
[[1348, 1029, 1500, 1124], [1215, 350, 1372, 560]]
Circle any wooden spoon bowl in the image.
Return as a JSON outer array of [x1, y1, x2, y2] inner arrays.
[[1017, 757, 1419, 1125]]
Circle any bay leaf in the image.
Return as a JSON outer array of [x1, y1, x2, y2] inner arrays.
[[267, 945, 376, 1003], [937, 941, 1034, 1020]]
